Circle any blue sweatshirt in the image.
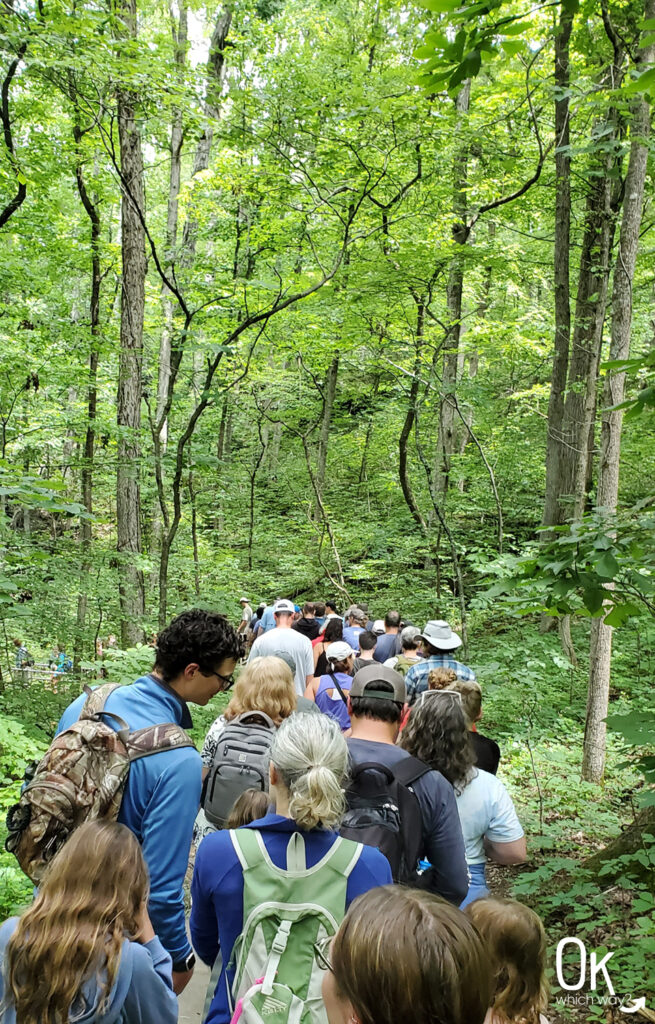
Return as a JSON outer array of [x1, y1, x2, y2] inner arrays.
[[57, 674, 201, 962], [0, 918, 178, 1024], [190, 814, 393, 1024]]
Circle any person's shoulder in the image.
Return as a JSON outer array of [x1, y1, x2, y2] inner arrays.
[[353, 841, 393, 879], [0, 916, 19, 951]]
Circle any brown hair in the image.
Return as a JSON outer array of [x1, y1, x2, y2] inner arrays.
[[427, 666, 457, 690], [6, 821, 148, 1024], [332, 886, 492, 1024], [226, 788, 270, 828], [465, 898, 549, 1024], [451, 679, 483, 725], [224, 656, 297, 724]]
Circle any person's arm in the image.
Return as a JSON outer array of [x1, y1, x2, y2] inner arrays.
[[483, 779, 526, 864], [485, 835, 527, 864], [303, 641, 315, 689], [139, 753, 201, 985], [417, 775, 469, 906], [313, 643, 324, 669], [190, 836, 222, 966], [121, 938, 179, 1024], [304, 679, 318, 700]]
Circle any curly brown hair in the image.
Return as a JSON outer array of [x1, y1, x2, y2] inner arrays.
[[400, 694, 475, 793]]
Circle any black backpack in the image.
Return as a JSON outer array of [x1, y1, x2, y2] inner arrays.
[[339, 755, 430, 883]]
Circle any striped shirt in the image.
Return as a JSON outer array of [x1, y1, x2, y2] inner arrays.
[[405, 653, 476, 700]]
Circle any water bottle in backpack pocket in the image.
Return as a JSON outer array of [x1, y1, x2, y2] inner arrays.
[[228, 829, 363, 1024], [203, 712, 276, 828]]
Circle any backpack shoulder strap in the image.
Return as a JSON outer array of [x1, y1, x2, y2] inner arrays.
[[392, 754, 432, 788], [80, 683, 122, 720], [126, 723, 196, 762], [234, 711, 277, 730], [230, 826, 266, 870], [230, 827, 362, 878], [328, 671, 350, 707]]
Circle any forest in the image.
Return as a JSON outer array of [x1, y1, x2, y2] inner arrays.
[[0, 0, 654, 1015]]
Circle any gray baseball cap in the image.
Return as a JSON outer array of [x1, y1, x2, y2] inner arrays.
[[350, 664, 406, 704]]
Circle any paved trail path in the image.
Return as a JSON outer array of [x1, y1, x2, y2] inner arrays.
[[178, 960, 211, 1023]]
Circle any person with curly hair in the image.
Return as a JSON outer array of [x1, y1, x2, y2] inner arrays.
[[400, 691, 526, 907], [0, 820, 178, 1024], [56, 608, 242, 994]]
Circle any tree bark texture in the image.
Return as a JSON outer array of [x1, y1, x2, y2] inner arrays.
[[583, 2, 655, 783], [116, 0, 146, 645]]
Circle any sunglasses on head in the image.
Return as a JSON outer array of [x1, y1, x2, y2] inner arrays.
[[418, 688, 462, 707]]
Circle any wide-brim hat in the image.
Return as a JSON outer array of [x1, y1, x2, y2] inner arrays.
[[239, 597, 249, 604], [418, 620, 462, 650]]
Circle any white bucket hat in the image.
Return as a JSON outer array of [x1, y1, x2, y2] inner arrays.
[[418, 620, 462, 651]]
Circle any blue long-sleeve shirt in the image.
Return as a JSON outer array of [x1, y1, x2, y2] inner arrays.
[[57, 674, 201, 962], [0, 918, 178, 1024], [190, 814, 393, 1024]]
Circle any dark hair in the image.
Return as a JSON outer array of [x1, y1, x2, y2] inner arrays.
[[350, 681, 402, 725], [400, 697, 475, 792], [226, 788, 270, 829], [323, 617, 343, 643], [332, 886, 492, 1024], [401, 636, 420, 651], [358, 630, 377, 652], [302, 602, 315, 615], [327, 656, 352, 675], [325, 601, 339, 614], [154, 608, 242, 683], [384, 610, 401, 628], [313, 602, 326, 617]]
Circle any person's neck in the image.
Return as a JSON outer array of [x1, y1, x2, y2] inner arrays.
[[275, 621, 292, 629], [385, 628, 399, 635], [272, 785, 292, 818], [359, 650, 375, 661], [349, 716, 399, 745]]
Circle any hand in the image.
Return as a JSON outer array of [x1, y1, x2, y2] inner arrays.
[[172, 967, 194, 994], [134, 900, 156, 944]]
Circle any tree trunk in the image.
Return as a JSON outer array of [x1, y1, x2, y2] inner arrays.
[[583, 3, 655, 782], [116, 0, 146, 646], [315, 355, 339, 501], [435, 80, 470, 496]]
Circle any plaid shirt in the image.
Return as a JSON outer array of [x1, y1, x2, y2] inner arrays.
[[405, 653, 476, 700]]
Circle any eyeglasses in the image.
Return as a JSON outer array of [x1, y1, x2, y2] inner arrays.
[[314, 936, 333, 973], [418, 688, 462, 707], [202, 669, 235, 691]]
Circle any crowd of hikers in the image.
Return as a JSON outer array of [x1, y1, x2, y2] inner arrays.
[[0, 600, 548, 1024]]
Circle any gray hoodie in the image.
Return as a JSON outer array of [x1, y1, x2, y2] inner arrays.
[[0, 918, 178, 1024]]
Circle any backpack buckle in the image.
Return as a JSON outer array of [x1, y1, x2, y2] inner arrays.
[[271, 919, 292, 955]]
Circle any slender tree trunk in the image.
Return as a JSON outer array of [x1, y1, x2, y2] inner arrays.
[[315, 355, 339, 501], [583, 3, 655, 782], [116, 0, 146, 645], [247, 424, 267, 572], [435, 80, 470, 496]]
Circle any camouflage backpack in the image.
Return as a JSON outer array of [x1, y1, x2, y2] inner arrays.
[[5, 683, 195, 883]]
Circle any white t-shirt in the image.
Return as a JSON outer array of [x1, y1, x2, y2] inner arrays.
[[248, 627, 314, 695], [456, 768, 524, 864]]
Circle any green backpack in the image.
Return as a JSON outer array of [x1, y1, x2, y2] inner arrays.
[[228, 829, 363, 1024]]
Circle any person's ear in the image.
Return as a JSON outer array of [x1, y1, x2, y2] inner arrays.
[[184, 663, 200, 678], [347, 696, 353, 713]]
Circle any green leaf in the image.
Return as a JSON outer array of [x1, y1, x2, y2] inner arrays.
[[624, 67, 655, 95], [582, 586, 605, 614], [501, 40, 524, 55], [417, 0, 461, 10], [595, 551, 619, 578]]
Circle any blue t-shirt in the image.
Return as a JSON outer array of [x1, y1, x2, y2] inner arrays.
[[315, 673, 353, 731], [342, 625, 365, 652], [257, 607, 276, 634], [372, 633, 400, 664], [190, 814, 392, 1024]]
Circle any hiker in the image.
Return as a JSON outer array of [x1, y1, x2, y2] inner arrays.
[[305, 641, 356, 732], [0, 820, 178, 1024], [400, 690, 526, 907], [466, 898, 549, 1024], [313, 601, 327, 629], [190, 713, 392, 1024], [196, 656, 297, 840], [405, 620, 476, 700], [225, 789, 270, 829], [12, 638, 32, 669], [352, 630, 377, 673], [321, 886, 492, 1024], [292, 601, 320, 640], [372, 610, 401, 663], [314, 616, 344, 675], [237, 597, 253, 634], [445, 676, 501, 775], [342, 607, 367, 652], [248, 599, 314, 695], [254, 600, 279, 637], [343, 664, 468, 904], [383, 625, 423, 676], [54, 608, 241, 993]]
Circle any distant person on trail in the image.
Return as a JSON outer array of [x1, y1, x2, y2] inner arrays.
[[12, 638, 32, 669], [372, 610, 401, 663], [313, 601, 326, 629], [190, 713, 392, 1024], [254, 600, 279, 637], [430, 674, 501, 776], [314, 616, 344, 675], [56, 608, 241, 994], [237, 597, 252, 634], [248, 599, 314, 695], [466, 898, 549, 1024], [405, 620, 476, 701], [305, 641, 356, 732], [292, 601, 320, 640], [352, 629, 377, 673], [344, 664, 469, 904], [400, 690, 526, 907], [384, 625, 423, 676], [0, 820, 178, 1024], [342, 607, 367, 652]]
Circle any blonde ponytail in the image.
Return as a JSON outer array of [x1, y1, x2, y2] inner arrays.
[[270, 714, 347, 830]]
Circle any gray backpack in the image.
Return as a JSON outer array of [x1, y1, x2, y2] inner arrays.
[[202, 712, 275, 827]]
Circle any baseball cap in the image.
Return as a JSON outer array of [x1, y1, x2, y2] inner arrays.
[[350, 664, 406, 704], [418, 620, 462, 650], [401, 625, 421, 644], [372, 619, 385, 635], [239, 596, 249, 603], [326, 641, 355, 662], [274, 599, 295, 614]]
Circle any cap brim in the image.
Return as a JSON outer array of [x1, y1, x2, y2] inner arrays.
[[418, 634, 462, 650]]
